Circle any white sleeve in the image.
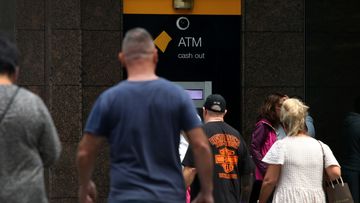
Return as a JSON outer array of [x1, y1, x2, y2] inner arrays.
[[321, 141, 340, 168], [262, 141, 284, 165]]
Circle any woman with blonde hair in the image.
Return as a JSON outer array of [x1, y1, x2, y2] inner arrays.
[[257, 98, 341, 203]]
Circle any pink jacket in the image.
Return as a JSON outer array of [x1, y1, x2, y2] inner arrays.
[[250, 119, 277, 180]]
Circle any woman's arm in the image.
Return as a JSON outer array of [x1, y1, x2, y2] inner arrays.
[[183, 166, 197, 188], [258, 164, 281, 203], [325, 165, 341, 180]]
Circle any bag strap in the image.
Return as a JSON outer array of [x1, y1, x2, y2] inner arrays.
[[0, 87, 20, 124], [317, 140, 325, 168]]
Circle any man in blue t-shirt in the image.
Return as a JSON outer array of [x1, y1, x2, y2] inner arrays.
[[76, 28, 214, 203]]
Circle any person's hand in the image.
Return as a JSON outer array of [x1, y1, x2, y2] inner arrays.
[[79, 180, 97, 203], [191, 191, 214, 203]]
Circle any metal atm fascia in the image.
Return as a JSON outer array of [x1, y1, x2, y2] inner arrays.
[[174, 81, 212, 108]]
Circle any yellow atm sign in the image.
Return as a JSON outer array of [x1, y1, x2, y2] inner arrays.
[[123, 0, 241, 15]]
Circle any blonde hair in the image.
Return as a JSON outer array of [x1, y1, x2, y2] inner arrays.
[[280, 98, 309, 136]]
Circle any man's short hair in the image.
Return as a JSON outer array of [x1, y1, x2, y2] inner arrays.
[[0, 33, 19, 74], [122, 27, 155, 62]]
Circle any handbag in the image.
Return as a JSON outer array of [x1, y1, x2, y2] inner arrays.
[[318, 140, 354, 203]]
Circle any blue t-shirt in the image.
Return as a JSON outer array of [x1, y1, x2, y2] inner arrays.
[[85, 78, 201, 203]]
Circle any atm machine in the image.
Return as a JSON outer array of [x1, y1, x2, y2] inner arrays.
[[175, 81, 212, 120], [123, 0, 242, 131]]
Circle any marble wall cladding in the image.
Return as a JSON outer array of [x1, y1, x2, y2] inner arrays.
[[16, 30, 45, 86], [82, 31, 122, 86], [51, 0, 80, 29], [49, 143, 79, 199], [82, 86, 109, 122], [306, 0, 360, 33], [305, 0, 360, 164], [13, 0, 122, 201], [51, 86, 81, 142], [306, 32, 360, 87], [244, 0, 304, 32], [92, 146, 110, 198], [21, 85, 46, 100], [242, 0, 305, 139], [81, 0, 121, 30], [16, 0, 45, 30], [306, 87, 360, 162], [244, 32, 304, 87], [51, 30, 81, 85]]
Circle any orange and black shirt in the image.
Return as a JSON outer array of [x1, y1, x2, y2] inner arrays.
[[182, 121, 253, 203]]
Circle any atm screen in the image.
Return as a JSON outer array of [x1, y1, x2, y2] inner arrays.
[[185, 89, 203, 100]]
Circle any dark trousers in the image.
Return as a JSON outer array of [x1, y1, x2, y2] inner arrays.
[[342, 168, 360, 203]]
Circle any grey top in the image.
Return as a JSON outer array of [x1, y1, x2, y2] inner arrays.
[[0, 85, 61, 203]]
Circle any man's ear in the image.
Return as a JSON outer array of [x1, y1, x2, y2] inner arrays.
[[118, 52, 125, 66], [153, 49, 158, 64]]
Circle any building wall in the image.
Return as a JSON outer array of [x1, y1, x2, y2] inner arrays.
[[12, 0, 305, 202], [241, 0, 305, 141], [16, 0, 121, 202], [305, 0, 360, 162]]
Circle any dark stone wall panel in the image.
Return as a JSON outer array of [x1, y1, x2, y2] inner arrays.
[[81, 0, 121, 30], [306, 1, 360, 32], [82, 31, 121, 86], [51, 0, 80, 29], [16, 0, 45, 30], [51, 30, 81, 85], [244, 32, 304, 87], [51, 86, 81, 142], [50, 142, 78, 198], [93, 146, 110, 198], [306, 87, 360, 163], [244, 0, 303, 32], [82, 86, 109, 126], [16, 31, 45, 85], [306, 32, 360, 87], [22, 85, 46, 101]]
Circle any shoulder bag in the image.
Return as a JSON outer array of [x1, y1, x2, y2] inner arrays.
[[318, 140, 354, 203]]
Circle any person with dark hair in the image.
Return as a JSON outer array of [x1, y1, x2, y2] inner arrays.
[[182, 94, 254, 203], [76, 28, 214, 203], [257, 98, 340, 203], [341, 96, 360, 203], [0, 33, 61, 202], [249, 92, 287, 202]]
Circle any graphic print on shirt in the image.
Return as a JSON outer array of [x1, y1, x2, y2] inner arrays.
[[209, 133, 240, 179]]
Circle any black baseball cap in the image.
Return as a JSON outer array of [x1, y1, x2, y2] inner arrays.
[[204, 94, 226, 113], [0, 33, 19, 70]]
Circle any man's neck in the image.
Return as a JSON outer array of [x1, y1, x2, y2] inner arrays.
[[205, 116, 224, 123], [0, 75, 13, 85], [126, 61, 158, 81]]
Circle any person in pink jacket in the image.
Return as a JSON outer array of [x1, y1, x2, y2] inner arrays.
[[249, 93, 287, 203]]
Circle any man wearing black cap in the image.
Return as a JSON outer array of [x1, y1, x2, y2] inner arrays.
[[0, 33, 61, 202], [183, 94, 254, 203]]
